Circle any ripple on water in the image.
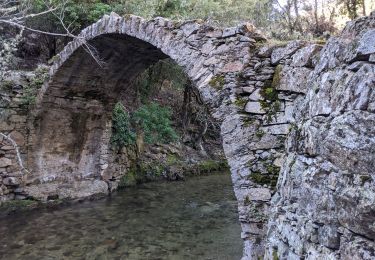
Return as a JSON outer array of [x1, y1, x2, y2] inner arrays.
[[0, 173, 242, 259]]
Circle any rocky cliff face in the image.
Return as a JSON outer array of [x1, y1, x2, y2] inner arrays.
[[0, 11, 374, 260]]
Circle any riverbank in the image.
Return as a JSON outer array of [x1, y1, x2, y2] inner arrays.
[[0, 168, 230, 218]]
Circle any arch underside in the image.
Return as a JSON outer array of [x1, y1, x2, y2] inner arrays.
[[30, 34, 169, 183]]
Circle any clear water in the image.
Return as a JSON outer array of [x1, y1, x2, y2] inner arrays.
[[0, 173, 242, 260]]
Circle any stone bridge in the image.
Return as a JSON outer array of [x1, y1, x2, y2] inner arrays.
[[1, 11, 375, 259]]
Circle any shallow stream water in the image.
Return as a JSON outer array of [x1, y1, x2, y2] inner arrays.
[[0, 173, 242, 260]]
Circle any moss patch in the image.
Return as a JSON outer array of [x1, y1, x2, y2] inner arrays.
[[273, 249, 279, 260], [195, 160, 229, 174], [249, 172, 278, 187], [234, 97, 248, 108], [360, 175, 372, 185], [21, 66, 49, 108], [271, 65, 283, 88], [209, 75, 225, 90], [0, 80, 14, 92], [248, 162, 280, 189], [242, 117, 254, 127], [0, 199, 39, 216], [244, 196, 251, 206], [255, 129, 265, 138]]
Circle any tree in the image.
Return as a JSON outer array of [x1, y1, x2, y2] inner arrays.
[[338, 0, 365, 19], [0, 0, 106, 64]]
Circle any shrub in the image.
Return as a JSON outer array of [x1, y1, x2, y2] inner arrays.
[[110, 102, 136, 148], [21, 65, 49, 108], [111, 102, 178, 148], [133, 102, 178, 144]]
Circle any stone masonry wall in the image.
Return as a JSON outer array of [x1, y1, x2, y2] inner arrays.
[[0, 71, 33, 202], [0, 11, 374, 260], [264, 11, 375, 260], [230, 39, 323, 258]]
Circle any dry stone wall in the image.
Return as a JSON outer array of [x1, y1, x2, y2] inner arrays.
[[230, 39, 323, 259], [0, 71, 34, 202], [265, 12, 375, 260]]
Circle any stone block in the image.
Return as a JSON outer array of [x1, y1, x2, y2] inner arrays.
[[275, 65, 312, 94], [0, 158, 12, 168], [248, 89, 264, 101], [291, 44, 322, 68], [245, 101, 266, 114], [3, 177, 21, 186], [271, 41, 306, 65], [246, 188, 271, 201], [318, 225, 340, 249], [261, 124, 290, 135]]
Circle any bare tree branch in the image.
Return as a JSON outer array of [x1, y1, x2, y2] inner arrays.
[[0, 132, 30, 174], [0, 0, 105, 67]]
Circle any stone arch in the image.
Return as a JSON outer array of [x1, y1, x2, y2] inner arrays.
[[25, 12, 270, 258]]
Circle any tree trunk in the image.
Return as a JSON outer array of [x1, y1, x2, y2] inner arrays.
[[362, 0, 366, 16], [293, 0, 303, 33], [314, 0, 319, 34]]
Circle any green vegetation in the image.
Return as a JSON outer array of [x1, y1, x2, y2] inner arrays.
[[0, 199, 38, 214], [209, 75, 225, 90], [118, 157, 229, 188], [248, 161, 280, 188], [260, 86, 278, 101], [260, 76, 281, 123], [255, 129, 265, 138], [249, 172, 278, 188], [135, 59, 188, 103], [111, 101, 178, 149], [360, 175, 372, 185], [133, 102, 178, 144], [166, 154, 180, 165], [244, 196, 251, 206], [21, 66, 49, 108], [0, 80, 13, 92], [234, 97, 248, 108], [273, 250, 279, 260], [118, 167, 141, 187], [242, 117, 254, 127], [195, 160, 229, 174], [110, 102, 136, 148], [248, 201, 267, 222]]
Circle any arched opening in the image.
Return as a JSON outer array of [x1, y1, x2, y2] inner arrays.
[[20, 22, 243, 259], [27, 31, 225, 196], [29, 34, 167, 184], [20, 13, 264, 258]]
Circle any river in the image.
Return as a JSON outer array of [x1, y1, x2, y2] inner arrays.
[[0, 173, 242, 260]]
